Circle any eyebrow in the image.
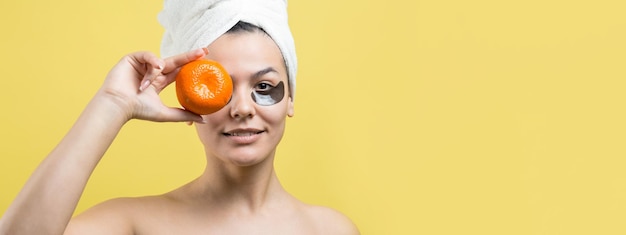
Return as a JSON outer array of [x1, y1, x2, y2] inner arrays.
[[252, 67, 278, 79]]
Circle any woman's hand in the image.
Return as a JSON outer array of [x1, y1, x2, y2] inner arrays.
[[0, 48, 212, 235], [97, 48, 208, 123]]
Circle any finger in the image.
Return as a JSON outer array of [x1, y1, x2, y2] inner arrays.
[[150, 48, 209, 91], [141, 51, 165, 70], [126, 51, 164, 72], [139, 65, 163, 91], [147, 72, 183, 93], [156, 107, 206, 124], [162, 47, 209, 74], [137, 53, 165, 92]]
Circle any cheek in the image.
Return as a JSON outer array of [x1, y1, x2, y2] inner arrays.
[[195, 114, 227, 143], [194, 123, 214, 145], [261, 103, 290, 127]]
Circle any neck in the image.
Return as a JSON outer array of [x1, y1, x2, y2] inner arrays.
[[190, 154, 286, 212]]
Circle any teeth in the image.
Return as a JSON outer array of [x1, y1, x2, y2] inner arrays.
[[229, 132, 258, 136]]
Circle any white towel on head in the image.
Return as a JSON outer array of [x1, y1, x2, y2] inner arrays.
[[158, 0, 297, 99]]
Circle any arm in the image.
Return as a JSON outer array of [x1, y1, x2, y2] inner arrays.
[[0, 49, 208, 235]]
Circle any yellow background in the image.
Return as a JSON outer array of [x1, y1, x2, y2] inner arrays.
[[1, 0, 625, 234]]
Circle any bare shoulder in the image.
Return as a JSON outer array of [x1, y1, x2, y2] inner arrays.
[[301, 204, 360, 235], [65, 196, 164, 235]]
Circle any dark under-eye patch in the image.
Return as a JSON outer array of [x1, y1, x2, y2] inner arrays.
[[251, 81, 285, 106]]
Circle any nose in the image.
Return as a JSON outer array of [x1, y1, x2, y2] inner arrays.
[[229, 89, 255, 119]]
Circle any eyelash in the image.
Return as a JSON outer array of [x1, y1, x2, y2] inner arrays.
[[255, 82, 274, 91]]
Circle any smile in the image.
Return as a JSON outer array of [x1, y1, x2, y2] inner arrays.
[[224, 131, 264, 136], [223, 129, 264, 144]]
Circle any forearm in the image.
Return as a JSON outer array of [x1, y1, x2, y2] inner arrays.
[[0, 96, 127, 235], [0, 48, 204, 235]]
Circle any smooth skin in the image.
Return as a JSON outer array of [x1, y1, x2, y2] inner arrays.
[[0, 32, 359, 234]]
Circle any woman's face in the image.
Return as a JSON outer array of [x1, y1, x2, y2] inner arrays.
[[195, 32, 294, 167]]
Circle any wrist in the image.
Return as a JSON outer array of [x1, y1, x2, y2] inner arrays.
[[87, 90, 134, 126]]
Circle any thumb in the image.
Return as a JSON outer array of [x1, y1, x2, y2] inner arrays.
[[156, 107, 205, 123]]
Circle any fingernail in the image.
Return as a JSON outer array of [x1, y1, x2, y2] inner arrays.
[[192, 48, 204, 58], [202, 47, 209, 55], [139, 79, 152, 91]]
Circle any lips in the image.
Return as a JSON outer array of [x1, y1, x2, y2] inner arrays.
[[224, 129, 264, 136], [223, 128, 265, 144]]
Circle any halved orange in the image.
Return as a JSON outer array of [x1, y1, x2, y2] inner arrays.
[[175, 60, 233, 115]]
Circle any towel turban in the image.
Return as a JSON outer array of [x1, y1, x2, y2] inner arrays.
[[158, 0, 297, 99]]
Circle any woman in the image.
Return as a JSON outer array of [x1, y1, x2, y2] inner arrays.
[[0, 1, 359, 234]]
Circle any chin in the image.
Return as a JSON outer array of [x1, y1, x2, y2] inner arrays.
[[223, 147, 274, 167]]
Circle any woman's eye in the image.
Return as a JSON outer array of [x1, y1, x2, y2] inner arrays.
[[251, 81, 285, 106], [256, 83, 274, 92]]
